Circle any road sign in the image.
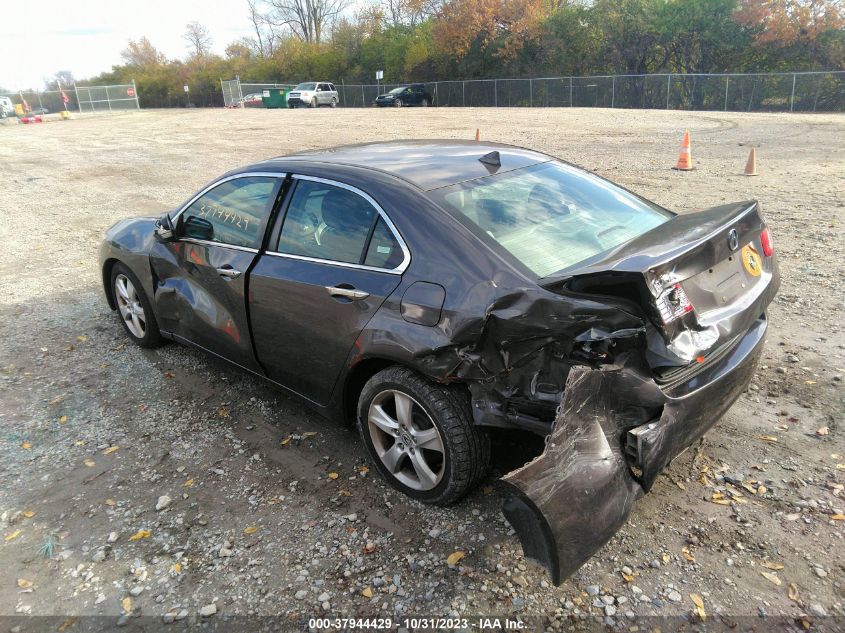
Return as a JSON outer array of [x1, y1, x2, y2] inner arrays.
[[376, 70, 383, 80]]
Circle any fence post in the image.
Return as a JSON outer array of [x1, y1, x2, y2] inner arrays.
[[74, 84, 82, 113], [569, 77, 573, 107], [529, 78, 533, 107], [790, 73, 796, 112], [666, 75, 671, 109], [462, 81, 465, 107], [494, 79, 498, 107], [36, 91, 44, 112], [611, 76, 615, 108], [236, 75, 243, 108], [361, 84, 365, 107], [724, 76, 729, 111]]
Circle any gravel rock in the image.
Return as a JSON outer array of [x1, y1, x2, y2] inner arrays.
[[199, 603, 217, 617], [155, 495, 172, 511]]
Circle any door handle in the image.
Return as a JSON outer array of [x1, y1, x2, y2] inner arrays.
[[216, 267, 242, 279], [325, 285, 369, 300]]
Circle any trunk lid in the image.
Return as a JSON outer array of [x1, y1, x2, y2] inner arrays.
[[553, 200, 778, 368]]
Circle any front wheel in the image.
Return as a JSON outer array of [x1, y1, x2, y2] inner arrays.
[[358, 367, 490, 505], [110, 263, 163, 348], [394, 99, 403, 108], [310, 97, 317, 108]]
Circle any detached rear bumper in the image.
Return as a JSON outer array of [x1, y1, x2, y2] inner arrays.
[[501, 314, 768, 585]]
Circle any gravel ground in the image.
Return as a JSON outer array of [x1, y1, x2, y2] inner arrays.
[[0, 108, 843, 631]]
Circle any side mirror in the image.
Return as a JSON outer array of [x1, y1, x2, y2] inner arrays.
[[183, 215, 214, 241], [155, 213, 175, 241]]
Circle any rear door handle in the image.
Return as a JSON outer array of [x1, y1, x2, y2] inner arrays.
[[216, 267, 242, 279], [325, 285, 369, 300]]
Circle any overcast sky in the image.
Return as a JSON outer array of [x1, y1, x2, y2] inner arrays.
[[0, 0, 257, 91]]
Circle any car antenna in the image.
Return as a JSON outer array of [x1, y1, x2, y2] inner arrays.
[[478, 150, 501, 171]]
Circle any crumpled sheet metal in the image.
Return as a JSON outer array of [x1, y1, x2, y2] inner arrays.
[[394, 280, 648, 426], [499, 316, 768, 585], [500, 364, 653, 585]]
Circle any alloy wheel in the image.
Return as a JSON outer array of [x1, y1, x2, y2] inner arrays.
[[367, 389, 445, 491], [114, 273, 146, 338]]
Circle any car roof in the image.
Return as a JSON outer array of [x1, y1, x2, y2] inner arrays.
[[255, 140, 551, 191]]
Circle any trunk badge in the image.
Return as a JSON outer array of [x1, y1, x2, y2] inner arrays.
[[742, 244, 762, 277], [727, 228, 739, 251]]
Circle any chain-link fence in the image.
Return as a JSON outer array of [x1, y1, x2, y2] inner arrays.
[[225, 71, 845, 112], [1, 88, 77, 114], [76, 83, 140, 112], [1, 83, 140, 115]]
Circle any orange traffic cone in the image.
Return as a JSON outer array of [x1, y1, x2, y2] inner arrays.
[[673, 131, 693, 171], [475, 128, 480, 141], [744, 148, 758, 176]]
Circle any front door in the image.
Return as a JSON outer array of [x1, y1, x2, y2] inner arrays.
[[150, 174, 284, 371], [249, 176, 408, 404]]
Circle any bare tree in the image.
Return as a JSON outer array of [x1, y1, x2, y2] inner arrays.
[[184, 21, 213, 57], [266, 0, 349, 43], [383, 0, 440, 27], [247, 0, 282, 56], [49, 70, 76, 90], [121, 37, 167, 66]]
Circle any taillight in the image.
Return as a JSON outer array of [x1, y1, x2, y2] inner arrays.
[[760, 227, 774, 257]]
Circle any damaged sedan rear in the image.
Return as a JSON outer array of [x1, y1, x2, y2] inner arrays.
[[99, 141, 778, 584]]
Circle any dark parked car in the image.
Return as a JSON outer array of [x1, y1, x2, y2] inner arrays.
[[100, 141, 778, 583], [374, 84, 432, 107]]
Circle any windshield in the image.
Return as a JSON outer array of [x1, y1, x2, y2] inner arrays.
[[428, 161, 671, 277], [388, 87, 407, 94], [295, 83, 316, 90]]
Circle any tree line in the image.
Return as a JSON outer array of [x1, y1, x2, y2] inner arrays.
[[86, 0, 844, 106]]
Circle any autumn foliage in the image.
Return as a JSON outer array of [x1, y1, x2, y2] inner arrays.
[[89, 0, 845, 105]]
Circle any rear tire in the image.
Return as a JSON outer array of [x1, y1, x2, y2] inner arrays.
[[358, 366, 490, 506], [330, 97, 337, 108], [110, 262, 163, 349], [421, 99, 429, 107]]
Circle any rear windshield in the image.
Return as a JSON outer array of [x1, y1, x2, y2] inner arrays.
[[428, 161, 670, 277], [295, 83, 316, 90]]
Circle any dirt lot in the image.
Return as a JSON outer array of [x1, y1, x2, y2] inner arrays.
[[0, 107, 843, 631]]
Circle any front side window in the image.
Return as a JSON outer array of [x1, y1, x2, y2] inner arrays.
[[278, 180, 380, 265], [428, 162, 670, 277], [180, 176, 277, 248]]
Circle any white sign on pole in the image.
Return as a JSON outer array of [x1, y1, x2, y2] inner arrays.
[[376, 70, 384, 80], [183, 85, 190, 93]]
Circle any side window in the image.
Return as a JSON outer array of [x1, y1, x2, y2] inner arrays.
[[180, 176, 277, 248], [278, 180, 377, 265], [364, 218, 403, 269], [328, 84, 336, 92]]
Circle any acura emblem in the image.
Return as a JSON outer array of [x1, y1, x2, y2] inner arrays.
[[727, 228, 739, 251]]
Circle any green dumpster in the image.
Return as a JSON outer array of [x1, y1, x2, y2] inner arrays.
[[261, 88, 288, 109]]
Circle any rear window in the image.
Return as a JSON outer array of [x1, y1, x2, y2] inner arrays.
[[428, 162, 670, 277]]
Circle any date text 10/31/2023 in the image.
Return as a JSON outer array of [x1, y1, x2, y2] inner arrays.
[[308, 617, 527, 630]]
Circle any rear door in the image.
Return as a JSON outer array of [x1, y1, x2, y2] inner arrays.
[[249, 175, 409, 404], [150, 173, 284, 371]]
